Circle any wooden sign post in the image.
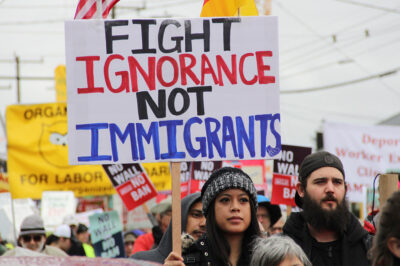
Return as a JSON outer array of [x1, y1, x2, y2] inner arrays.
[[379, 174, 399, 208], [171, 162, 182, 255]]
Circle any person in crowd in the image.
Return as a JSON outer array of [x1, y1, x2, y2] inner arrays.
[[63, 214, 79, 236], [269, 217, 285, 236], [251, 235, 311, 266], [283, 151, 372, 266], [62, 215, 86, 256], [0, 234, 13, 255], [131, 192, 205, 263], [76, 223, 95, 257], [124, 231, 137, 257], [53, 224, 72, 253], [2, 214, 67, 257], [371, 191, 400, 266], [164, 167, 261, 266], [76, 223, 90, 244], [256, 195, 282, 234], [132, 197, 172, 253]]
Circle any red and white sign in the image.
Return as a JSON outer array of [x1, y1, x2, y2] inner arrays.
[[103, 164, 157, 210], [180, 161, 222, 198], [271, 174, 297, 206], [271, 144, 312, 206], [189, 161, 222, 194]]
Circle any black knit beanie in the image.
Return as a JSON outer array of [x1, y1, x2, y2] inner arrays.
[[295, 151, 345, 208], [201, 167, 258, 216]]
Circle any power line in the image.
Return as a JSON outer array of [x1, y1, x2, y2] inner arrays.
[[281, 67, 400, 94], [281, 101, 382, 120], [334, 0, 400, 14]]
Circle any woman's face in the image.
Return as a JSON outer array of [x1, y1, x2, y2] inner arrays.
[[214, 188, 251, 235]]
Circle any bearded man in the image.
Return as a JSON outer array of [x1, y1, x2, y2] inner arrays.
[[283, 151, 372, 266]]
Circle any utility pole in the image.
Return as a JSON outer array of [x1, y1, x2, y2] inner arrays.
[[264, 0, 272, 15], [15, 56, 20, 103], [0, 55, 44, 104]]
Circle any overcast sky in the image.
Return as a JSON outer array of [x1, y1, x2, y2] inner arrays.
[[1, 0, 400, 158]]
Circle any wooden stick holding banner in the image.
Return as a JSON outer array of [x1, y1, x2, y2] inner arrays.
[[379, 174, 399, 207], [96, 0, 102, 19], [171, 162, 182, 255]]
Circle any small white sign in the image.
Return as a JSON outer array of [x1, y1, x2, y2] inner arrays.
[[41, 191, 76, 231]]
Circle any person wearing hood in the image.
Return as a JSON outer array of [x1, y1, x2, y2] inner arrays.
[[256, 195, 282, 235], [130, 192, 205, 263], [283, 151, 372, 266], [132, 197, 172, 253]]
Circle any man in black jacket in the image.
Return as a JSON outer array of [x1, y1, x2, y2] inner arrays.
[[283, 151, 372, 266]]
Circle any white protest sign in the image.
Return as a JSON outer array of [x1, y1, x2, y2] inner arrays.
[[65, 17, 281, 164], [13, 198, 37, 235], [75, 208, 103, 227], [0, 193, 15, 241], [324, 122, 400, 202], [41, 191, 76, 231]]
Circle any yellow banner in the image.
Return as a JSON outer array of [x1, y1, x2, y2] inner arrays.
[[6, 103, 115, 199], [54, 65, 67, 102], [0, 172, 9, 192], [142, 162, 171, 192]]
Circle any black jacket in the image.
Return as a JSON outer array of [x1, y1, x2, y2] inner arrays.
[[283, 212, 372, 266], [183, 235, 212, 266], [182, 235, 252, 266], [131, 192, 201, 264]]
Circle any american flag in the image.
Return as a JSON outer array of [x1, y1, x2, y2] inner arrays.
[[74, 0, 120, 19]]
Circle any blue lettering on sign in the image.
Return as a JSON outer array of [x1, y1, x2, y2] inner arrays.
[[109, 123, 138, 161], [267, 113, 281, 156], [159, 120, 185, 159], [136, 122, 160, 160], [74, 114, 281, 162], [236, 116, 255, 159], [76, 123, 112, 162], [183, 117, 207, 158], [205, 117, 223, 159], [222, 116, 237, 157]]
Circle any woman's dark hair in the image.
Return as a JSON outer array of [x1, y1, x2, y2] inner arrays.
[[206, 193, 260, 266], [371, 191, 400, 266]]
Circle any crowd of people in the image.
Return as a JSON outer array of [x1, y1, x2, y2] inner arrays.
[[1, 151, 400, 266]]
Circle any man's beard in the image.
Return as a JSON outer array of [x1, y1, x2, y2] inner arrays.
[[302, 191, 350, 234]]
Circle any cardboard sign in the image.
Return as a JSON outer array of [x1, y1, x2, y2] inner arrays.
[[224, 160, 268, 193], [103, 164, 157, 211], [142, 162, 171, 192], [271, 145, 312, 206], [65, 16, 281, 164], [271, 174, 297, 206], [41, 191, 76, 232], [89, 210, 125, 258], [180, 162, 192, 198], [0, 193, 14, 242], [13, 198, 37, 236], [324, 122, 400, 202], [6, 103, 115, 199], [190, 161, 222, 193]]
